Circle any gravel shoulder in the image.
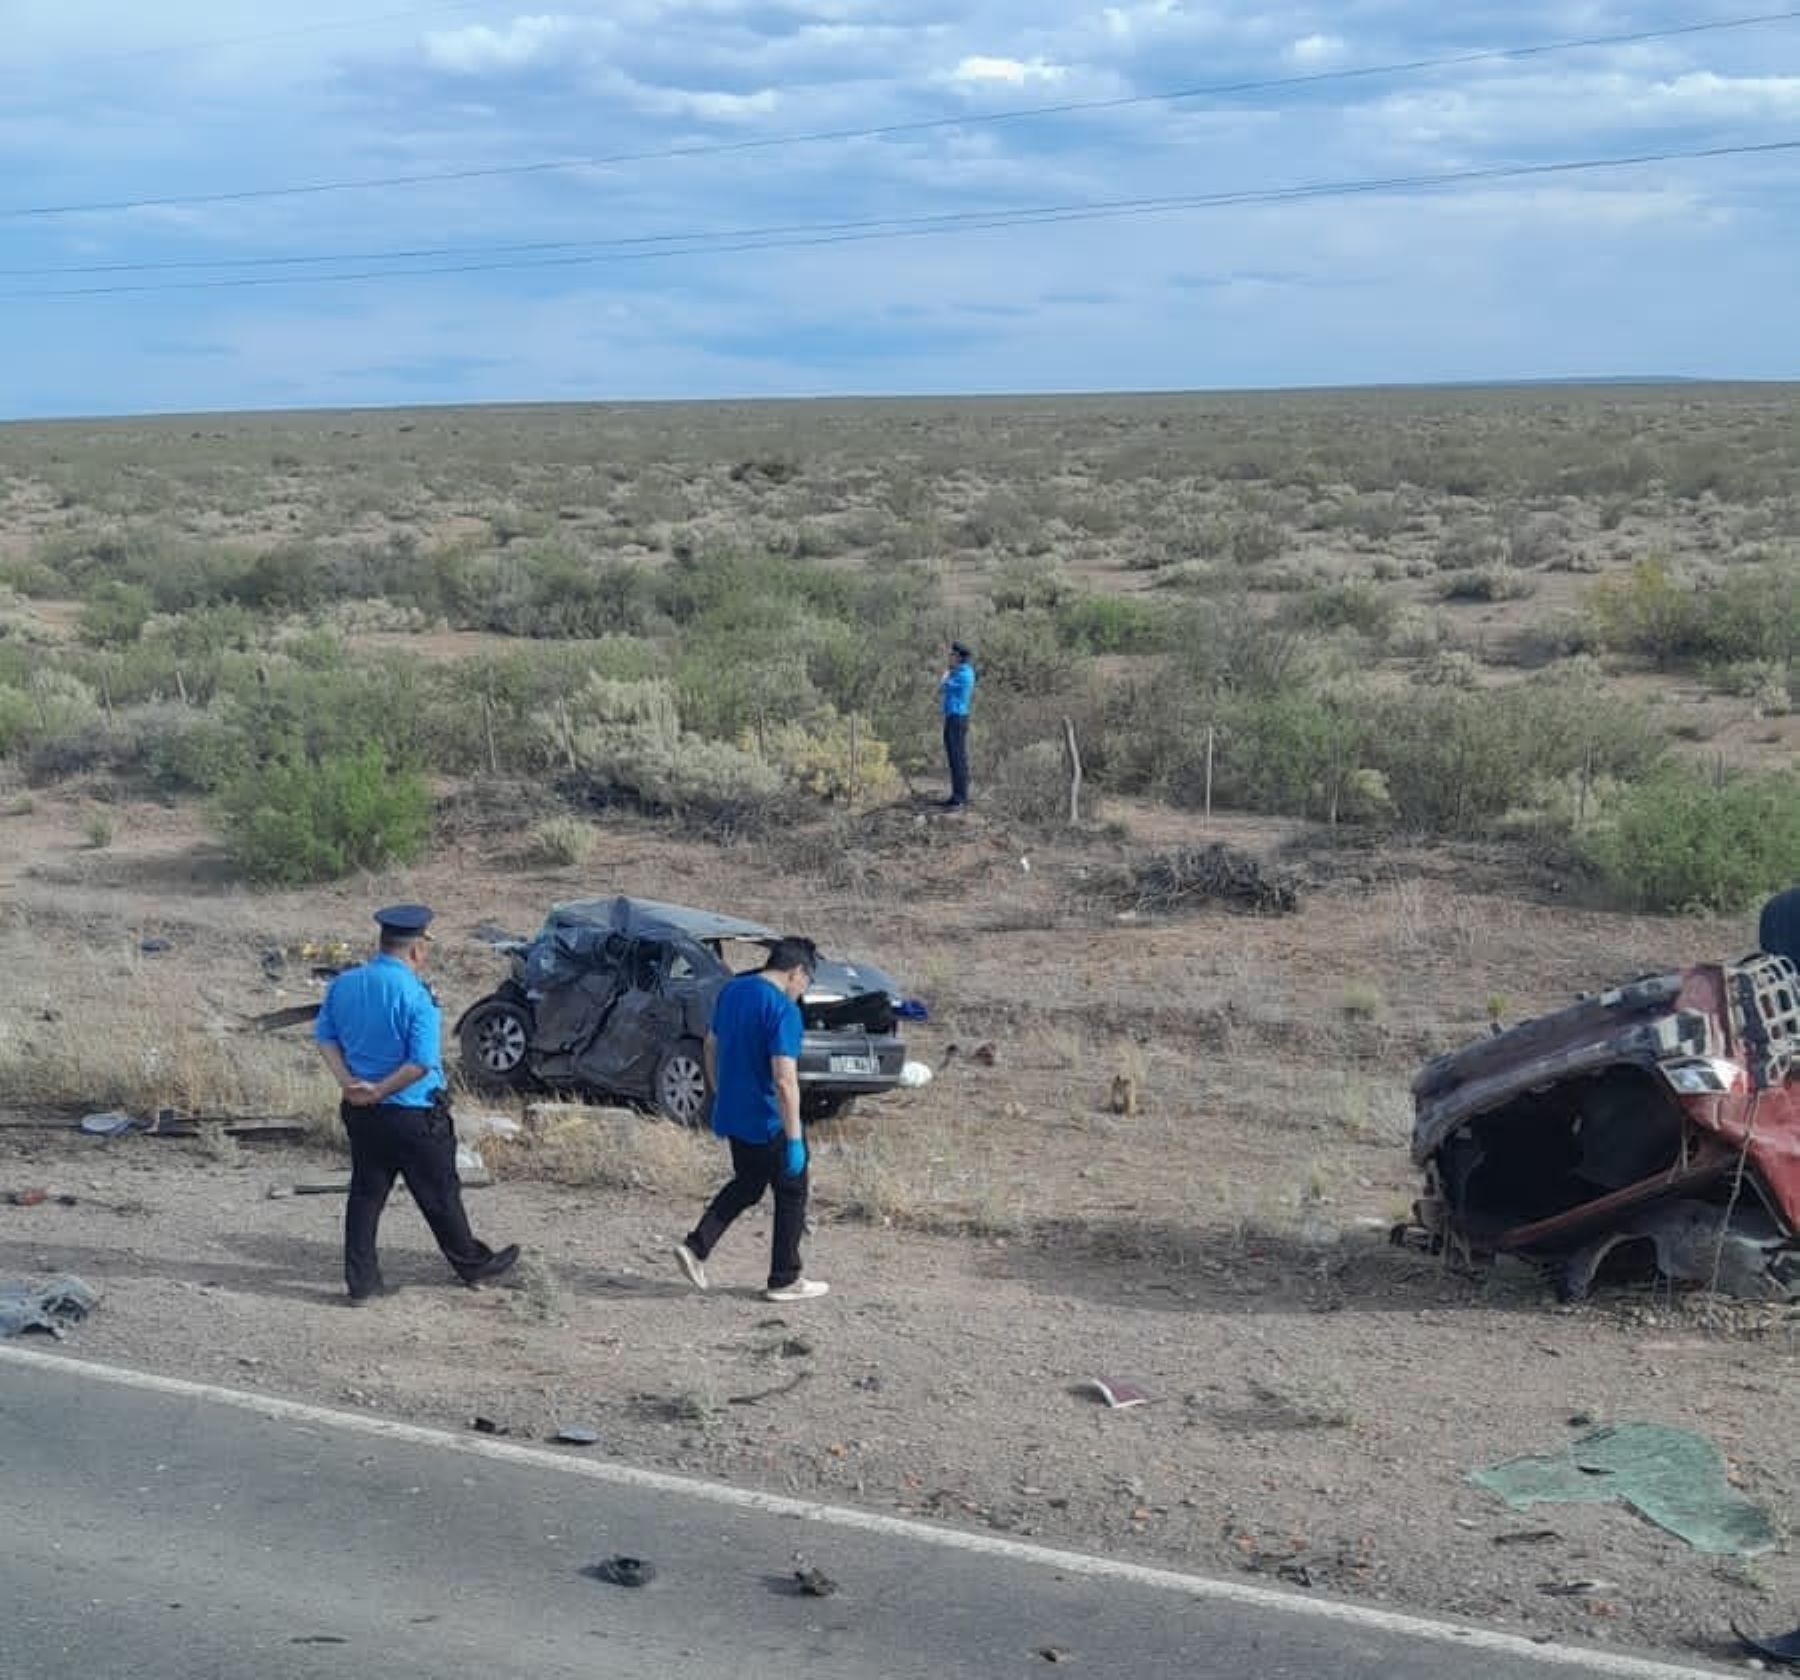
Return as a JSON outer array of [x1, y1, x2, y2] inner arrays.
[[2, 1125, 1793, 1668]]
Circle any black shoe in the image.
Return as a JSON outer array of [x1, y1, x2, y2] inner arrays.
[[460, 1243, 520, 1287], [347, 1281, 401, 1307]]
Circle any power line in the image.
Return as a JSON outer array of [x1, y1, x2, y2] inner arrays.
[[7, 7, 1798, 221], [7, 137, 1795, 300]]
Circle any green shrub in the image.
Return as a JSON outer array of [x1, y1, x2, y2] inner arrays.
[[1439, 566, 1537, 603], [524, 815, 596, 866], [1280, 581, 1401, 642], [1054, 594, 1171, 654], [218, 744, 431, 884], [1582, 770, 1800, 912], [79, 581, 156, 647]]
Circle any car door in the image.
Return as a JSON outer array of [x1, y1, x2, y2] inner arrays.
[[529, 926, 630, 1082], [573, 937, 687, 1095]]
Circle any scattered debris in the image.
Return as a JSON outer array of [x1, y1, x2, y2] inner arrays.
[[898, 1060, 934, 1088], [1108, 1073, 1139, 1116], [972, 1042, 998, 1066], [79, 1111, 137, 1137], [6, 1188, 48, 1207], [278, 1146, 490, 1198], [1491, 1529, 1561, 1547], [1471, 1423, 1776, 1556], [1077, 1376, 1150, 1410], [1102, 844, 1301, 918], [251, 1003, 324, 1033], [470, 1416, 507, 1436], [0, 1275, 99, 1339], [792, 1566, 838, 1598], [289, 1635, 348, 1646], [728, 1371, 811, 1407], [1734, 1620, 1800, 1667], [591, 1555, 656, 1588], [553, 1426, 600, 1446], [1537, 1579, 1618, 1598], [460, 1113, 522, 1141], [1035, 1647, 1072, 1664], [139, 937, 172, 955]]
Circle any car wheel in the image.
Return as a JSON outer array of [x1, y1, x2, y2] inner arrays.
[[459, 998, 533, 1089], [654, 1040, 711, 1127], [802, 1092, 856, 1123]]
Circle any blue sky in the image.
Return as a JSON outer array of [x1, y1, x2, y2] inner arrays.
[[3, 1, 1799, 417]]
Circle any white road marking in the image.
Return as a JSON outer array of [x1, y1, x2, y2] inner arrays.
[[0, 1344, 1728, 1679]]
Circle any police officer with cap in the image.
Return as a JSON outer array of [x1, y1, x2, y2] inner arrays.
[[314, 904, 518, 1304]]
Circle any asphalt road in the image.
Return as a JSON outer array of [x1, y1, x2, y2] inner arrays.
[[0, 1346, 1729, 1680]]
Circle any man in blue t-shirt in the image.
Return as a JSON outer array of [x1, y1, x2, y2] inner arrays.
[[314, 904, 518, 1304], [938, 640, 976, 809], [674, 936, 828, 1302]]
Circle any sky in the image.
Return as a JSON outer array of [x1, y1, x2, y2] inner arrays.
[[3, 0, 1799, 417]]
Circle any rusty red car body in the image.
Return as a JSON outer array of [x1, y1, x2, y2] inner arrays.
[[1409, 953, 1800, 1299]]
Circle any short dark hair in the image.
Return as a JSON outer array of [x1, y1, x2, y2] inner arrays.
[[764, 936, 818, 976], [380, 930, 424, 955]]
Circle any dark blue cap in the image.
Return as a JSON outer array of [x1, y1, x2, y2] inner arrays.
[[951, 641, 971, 658], [374, 903, 434, 935]]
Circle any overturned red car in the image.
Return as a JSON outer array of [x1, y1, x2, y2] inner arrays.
[[1408, 951, 1800, 1301]]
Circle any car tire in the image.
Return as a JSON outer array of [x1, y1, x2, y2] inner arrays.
[[801, 1092, 856, 1124], [654, 1040, 711, 1128], [459, 998, 533, 1090]]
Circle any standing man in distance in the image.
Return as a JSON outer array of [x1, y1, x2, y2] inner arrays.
[[314, 904, 519, 1305], [939, 639, 976, 810], [674, 936, 828, 1303]]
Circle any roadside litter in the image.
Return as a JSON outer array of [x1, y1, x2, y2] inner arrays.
[[1077, 1376, 1150, 1409], [0, 1275, 99, 1339], [553, 1425, 600, 1446], [591, 1556, 656, 1588], [1470, 1423, 1775, 1556], [80, 1111, 137, 1137]]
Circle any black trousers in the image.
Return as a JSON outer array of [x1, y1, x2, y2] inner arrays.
[[342, 1100, 494, 1297], [943, 714, 970, 806], [686, 1136, 808, 1290]]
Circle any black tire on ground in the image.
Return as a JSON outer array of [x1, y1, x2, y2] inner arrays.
[[654, 1039, 711, 1127], [801, 1092, 857, 1124], [459, 998, 533, 1090], [1760, 885, 1800, 967]]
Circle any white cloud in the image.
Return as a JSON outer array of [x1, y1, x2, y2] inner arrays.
[[948, 55, 1067, 88], [424, 16, 591, 76], [1287, 33, 1346, 68]]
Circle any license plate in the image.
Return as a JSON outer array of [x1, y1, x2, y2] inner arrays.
[[829, 1055, 877, 1076]]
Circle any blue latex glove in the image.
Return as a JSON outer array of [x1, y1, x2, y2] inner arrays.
[[782, 1135, 807, 1179]]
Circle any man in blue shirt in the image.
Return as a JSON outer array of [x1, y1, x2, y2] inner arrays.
[[674, 936, 828, 1303], [938, 640, 976, 809], [315, 904, 518, 1304]]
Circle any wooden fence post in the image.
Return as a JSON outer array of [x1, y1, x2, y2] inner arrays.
[[1203, 724, 1215, 829], [1062, 716, 1083, 825]]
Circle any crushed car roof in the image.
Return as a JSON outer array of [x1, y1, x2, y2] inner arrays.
[[547, 895, 776, 945]]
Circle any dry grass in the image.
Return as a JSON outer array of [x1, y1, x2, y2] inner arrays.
[[488, 1104, 718, 1198], [0, 960, 336, 1120]]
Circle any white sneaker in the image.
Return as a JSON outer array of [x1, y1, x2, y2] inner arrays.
[[673, 1242, 708, 1291], [762, 1278, 829, 1303]]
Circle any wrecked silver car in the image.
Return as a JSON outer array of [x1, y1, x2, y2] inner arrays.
[[1407, 952, 1800, 1301], [456, 896, 920, 1125]]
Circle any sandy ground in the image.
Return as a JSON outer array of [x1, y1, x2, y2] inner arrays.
[[0, 789, 1794, 1668]]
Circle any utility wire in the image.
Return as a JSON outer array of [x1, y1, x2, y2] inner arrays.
[[7, 136, 1795, 300], [6, 7, 1798, 220]]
